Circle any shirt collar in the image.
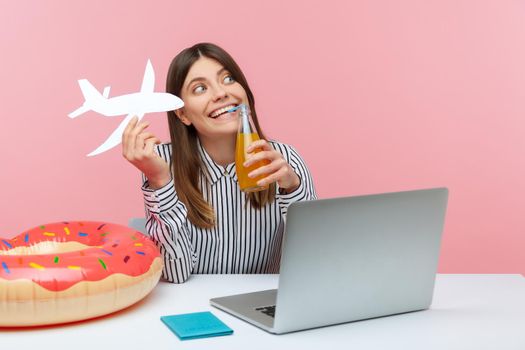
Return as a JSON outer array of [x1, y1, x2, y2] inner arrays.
[[197, 138, 238, 185]]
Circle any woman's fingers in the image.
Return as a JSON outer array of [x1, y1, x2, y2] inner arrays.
[[243, 150, 279, 167], [243, 140, 277, 167], [257, 167, 288, 187], [144, 137, 161, 155], [135, 132, 157, 149], [248, 157, 285, 179], [122, 116, 138, 155], [242, 141, 300, 189], [131, 134, 160, 160], [122, 117, 160, 162], [123, 116, 139, 139], [246, 139, 271, 153], [121, 118, 168, 183], [129, 121, 150, 149]]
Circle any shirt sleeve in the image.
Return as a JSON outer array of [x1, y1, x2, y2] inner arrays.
[[141, 145, 197, 283], [272, 143, 317, 217]]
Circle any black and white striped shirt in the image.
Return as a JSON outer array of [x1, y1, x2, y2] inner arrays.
[[142, 140, 317, 283]]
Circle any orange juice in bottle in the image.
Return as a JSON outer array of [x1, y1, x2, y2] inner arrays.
[[235, 104, 270, 192]]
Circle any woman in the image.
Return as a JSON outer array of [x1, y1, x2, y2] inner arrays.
[[122, 43, 316, 283]]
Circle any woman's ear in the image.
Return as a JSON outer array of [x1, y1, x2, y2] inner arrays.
[[175, 109, 192, 126]]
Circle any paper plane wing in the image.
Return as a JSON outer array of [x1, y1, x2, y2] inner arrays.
[[140, 60, 155, 93], [87, 113, 143, 157]]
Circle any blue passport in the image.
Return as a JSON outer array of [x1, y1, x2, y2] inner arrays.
[[160, 311, 234, 340]]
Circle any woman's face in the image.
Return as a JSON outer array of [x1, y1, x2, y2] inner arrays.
[[177, 56, 249, 140]]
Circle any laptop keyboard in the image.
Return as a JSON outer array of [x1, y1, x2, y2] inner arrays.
[[255, 305, 276, 318]]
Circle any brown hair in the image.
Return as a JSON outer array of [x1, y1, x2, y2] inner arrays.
[[166, 43, 276, 229]]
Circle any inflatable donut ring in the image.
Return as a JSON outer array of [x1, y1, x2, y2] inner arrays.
[[0, 221, 162, 327]]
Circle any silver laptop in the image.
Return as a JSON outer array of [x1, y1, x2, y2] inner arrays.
[[210, 187, 449, 334]]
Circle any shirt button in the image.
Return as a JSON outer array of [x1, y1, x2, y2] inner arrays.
[[223, 171, 229, 176], [152, 205, 159, 210]]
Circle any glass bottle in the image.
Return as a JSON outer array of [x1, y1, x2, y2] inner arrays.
[[235, 104, 270, 192]]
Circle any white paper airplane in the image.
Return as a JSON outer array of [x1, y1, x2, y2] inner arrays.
[[69, 59, 184, 156]]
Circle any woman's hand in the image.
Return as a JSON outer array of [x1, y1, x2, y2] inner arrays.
[[122, 116, 171, 189], [243, 140, 300, 193]]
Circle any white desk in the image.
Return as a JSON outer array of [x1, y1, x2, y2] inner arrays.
[[1, 274, 524, 350]]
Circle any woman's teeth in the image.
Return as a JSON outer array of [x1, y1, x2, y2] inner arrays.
[[209, 105, 237, 119]]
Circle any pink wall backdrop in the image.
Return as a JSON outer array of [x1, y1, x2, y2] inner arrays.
[[0, 1, 523, 274]]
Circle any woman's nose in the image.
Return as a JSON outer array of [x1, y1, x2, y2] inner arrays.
[[211, 84, 227, 101]]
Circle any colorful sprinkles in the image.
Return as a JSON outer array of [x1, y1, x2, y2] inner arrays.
[[29, 262, 45, 270], [1, 240, 12, 249], [101, 249, 113, 256], [0, 221, 160, 292], [98, 258, 107, 270]]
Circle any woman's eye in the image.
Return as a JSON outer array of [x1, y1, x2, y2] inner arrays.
[[223, 75, 235, 84], [193, 85, 206, 94]]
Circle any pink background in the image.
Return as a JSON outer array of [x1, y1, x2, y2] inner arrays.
[[0, 1, 523, 274]]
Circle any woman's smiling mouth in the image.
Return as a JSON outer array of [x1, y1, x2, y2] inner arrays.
[[209, 104, 238, 119]]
